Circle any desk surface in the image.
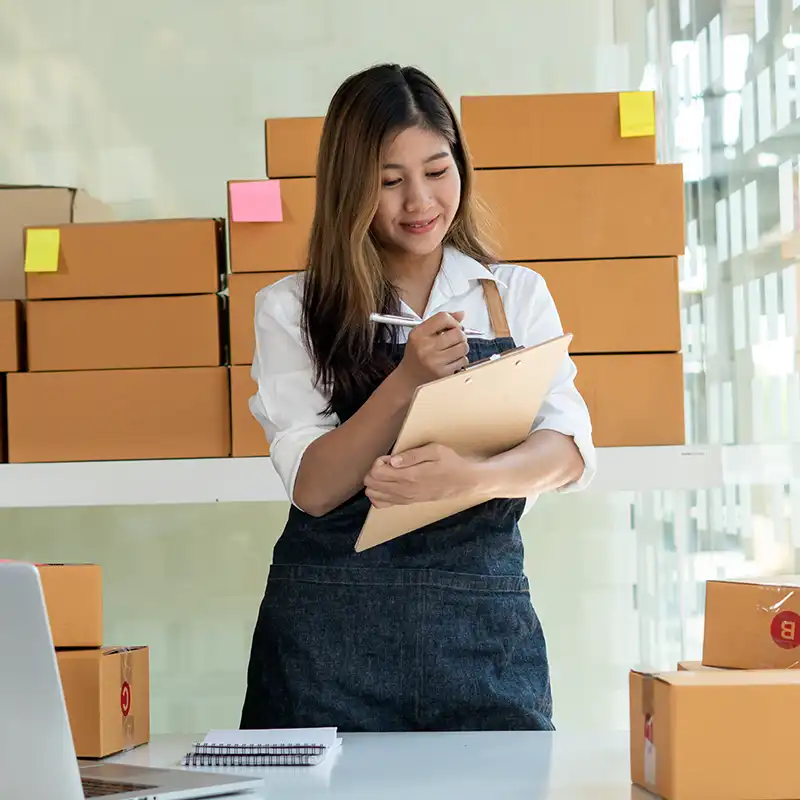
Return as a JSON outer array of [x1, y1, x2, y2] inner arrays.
[[109, 731, 653, 799]]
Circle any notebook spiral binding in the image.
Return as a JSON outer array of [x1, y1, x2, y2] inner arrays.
[[181, 742, 327, 767]]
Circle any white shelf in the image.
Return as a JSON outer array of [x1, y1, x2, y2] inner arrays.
[[0, 445, 733, 509]]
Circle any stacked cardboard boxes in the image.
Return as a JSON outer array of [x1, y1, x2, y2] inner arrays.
[[224, 117, 318, 456], [629, 576, 800, 799], [36, 563, 149, 758], [0, 300, 23, 461], [0, 186, 114, 463], [7, 218, 231, 463], [462, 91, 686, 446]]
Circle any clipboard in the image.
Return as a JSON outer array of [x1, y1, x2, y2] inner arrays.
[[355, 332, 573, 552]]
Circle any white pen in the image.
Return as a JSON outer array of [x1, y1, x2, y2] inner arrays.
[[369, 312, 486, 337]]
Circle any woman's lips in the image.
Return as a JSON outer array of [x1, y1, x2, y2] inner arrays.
[[400, 216, 439, 234]]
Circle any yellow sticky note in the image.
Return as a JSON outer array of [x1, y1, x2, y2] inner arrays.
[[24, 228, 61, 273], [619, 91, 656, 138]]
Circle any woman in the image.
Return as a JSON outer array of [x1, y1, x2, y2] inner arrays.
[[241, 63, 595, 733]]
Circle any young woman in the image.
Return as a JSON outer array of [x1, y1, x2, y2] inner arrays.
[[241, 64, 595, 733]]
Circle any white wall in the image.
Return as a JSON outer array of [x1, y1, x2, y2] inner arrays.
[[0, 0, 643, 219]]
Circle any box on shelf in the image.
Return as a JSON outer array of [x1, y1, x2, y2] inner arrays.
[[474, 164, 685, 262], [27, 295, 222, 372], [0, 376, 6, 463], [0, 299, 23, 372], [0, 185, 112, 300], [461, 91, 656, 169], [228, 272, 297, 365], [573, 353, 685, 447], [36, 564, 102, 648], [630, 669, 800, 800], [530, 258, 680, 354], [703, 578, 800, 669], [265, 117, 324, 178], [228, 179, 314, 273], [25, 218, 225, 300], [230, 366, 269, 457], [7, 367, 231, 463], [57, 646, 150, 759]]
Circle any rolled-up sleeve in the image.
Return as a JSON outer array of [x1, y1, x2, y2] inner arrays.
[[248, 278, 339, 504], [513, 268, 596, 492]]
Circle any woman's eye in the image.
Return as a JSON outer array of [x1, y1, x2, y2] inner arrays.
[[428, 168, 448, 179], [382, 178, 401, 188]]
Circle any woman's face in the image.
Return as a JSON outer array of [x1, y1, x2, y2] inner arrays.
[[371, 125, 461, 258]]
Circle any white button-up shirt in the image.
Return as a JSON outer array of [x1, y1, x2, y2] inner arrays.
[[250, 246, 596, 510]]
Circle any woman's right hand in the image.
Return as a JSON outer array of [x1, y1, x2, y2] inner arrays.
[[393, 311, 469, 391]]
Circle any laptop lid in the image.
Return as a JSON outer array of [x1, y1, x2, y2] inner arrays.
[[0, 560, 85, 800]]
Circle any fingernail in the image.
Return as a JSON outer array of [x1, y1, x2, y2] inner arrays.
[[390, 456, 403, 467]]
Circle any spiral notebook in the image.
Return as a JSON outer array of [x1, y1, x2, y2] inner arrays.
[[181, 727, 341, 767]]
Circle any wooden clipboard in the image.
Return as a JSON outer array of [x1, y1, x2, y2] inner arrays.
[[355, 333, 573, 552]]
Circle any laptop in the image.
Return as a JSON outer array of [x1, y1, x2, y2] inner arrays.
[[0, 560, 264, 799]]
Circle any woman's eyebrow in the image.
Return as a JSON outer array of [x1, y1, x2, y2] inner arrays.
[[382, 151, 449, 169]]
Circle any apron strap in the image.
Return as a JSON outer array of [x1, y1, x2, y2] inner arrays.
[[480, 278, 511, 339]]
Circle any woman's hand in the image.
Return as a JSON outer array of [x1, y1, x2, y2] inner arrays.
[[392, 312, 469, 393], [363, 444, 485, 508]]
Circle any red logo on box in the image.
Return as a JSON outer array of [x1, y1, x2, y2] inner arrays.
[[120, 681, 131, 716], [771, 611, 800, 649]]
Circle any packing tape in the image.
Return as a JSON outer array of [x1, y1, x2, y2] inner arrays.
[[119, 647, 136, 752], [757, 586, 800, 666], [641, 673, 655, 718]]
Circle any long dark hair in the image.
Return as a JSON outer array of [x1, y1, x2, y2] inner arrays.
[[301, 63, 494, 414]]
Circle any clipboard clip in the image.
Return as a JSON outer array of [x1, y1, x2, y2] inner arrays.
[[457, 345, 527, 373]]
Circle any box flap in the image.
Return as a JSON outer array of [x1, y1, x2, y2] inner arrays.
[[101, 646, 146, 656], [656, 669, 800, 687], [709, 575, 800, 588], [0, 184, 76, 191]]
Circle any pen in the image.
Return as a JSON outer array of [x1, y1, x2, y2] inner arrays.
[[369, 312, 486, 337]]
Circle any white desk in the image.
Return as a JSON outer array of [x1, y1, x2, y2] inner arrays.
[[109, 731, 653, 799]]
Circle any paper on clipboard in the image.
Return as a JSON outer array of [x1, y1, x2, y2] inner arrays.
[[355, 333, 572, 552]]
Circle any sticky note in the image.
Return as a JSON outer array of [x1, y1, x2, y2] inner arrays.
[[619, 91, 656, 138], [230, 180, 283, 222], [24, 228, 60, 273]]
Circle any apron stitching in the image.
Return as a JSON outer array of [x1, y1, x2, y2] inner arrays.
[[267, 577, 528, 593], [415, 582, 424, 726]]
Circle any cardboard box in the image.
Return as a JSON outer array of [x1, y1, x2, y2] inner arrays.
[[230, 366, 269, 457], [0, 299, 23, 372], [36, 564, 103, 648], [461, 92, 656, 169], [228, 179, 314, 273], [573, 353, 685, 446], [265, 117, 323, 178], [8, 367, 231, 463], [531, 258, 680, 354], [57, 646, 149, 758], [27, 295, 222, 372], [0, 375, 6, 463], [0, 186, 112, 300], [676, 661, 724, 671], [228, 272, 297, 365], [703, 578, 800, 669], [630, 669, 800, 800], [25, 218, 224, 300], [475, 164, 685, 261]]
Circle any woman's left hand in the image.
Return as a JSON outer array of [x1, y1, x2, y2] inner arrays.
[[363, 444, 485, 508]]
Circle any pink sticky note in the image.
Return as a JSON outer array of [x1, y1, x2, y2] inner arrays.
[[230, 180, 283, 222]]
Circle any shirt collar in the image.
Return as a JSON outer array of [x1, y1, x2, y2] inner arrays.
[[438, 246, 506, 299]]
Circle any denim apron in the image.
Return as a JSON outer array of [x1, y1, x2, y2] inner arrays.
[[240, 280, 554, 732]]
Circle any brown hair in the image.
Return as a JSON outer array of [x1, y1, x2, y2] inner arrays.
[[301, 63, 495, 414]]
